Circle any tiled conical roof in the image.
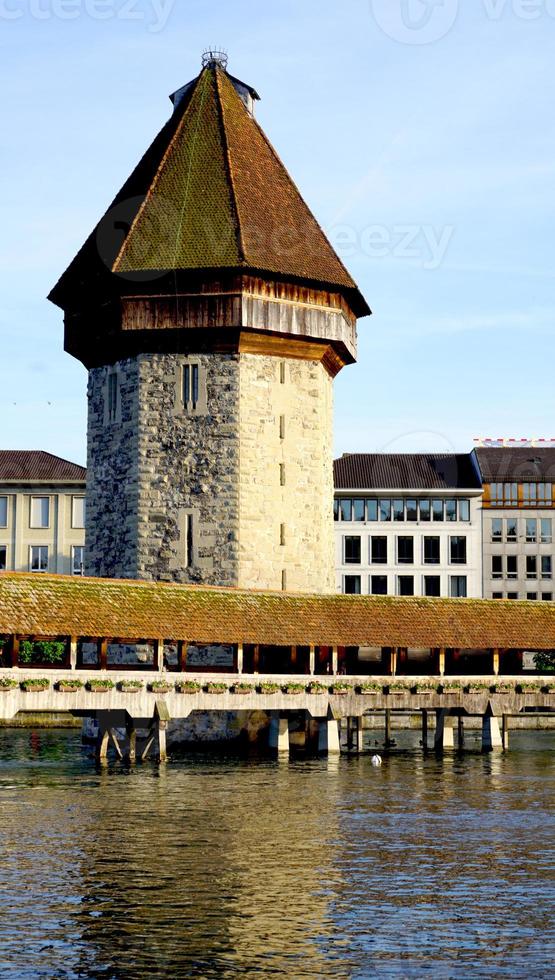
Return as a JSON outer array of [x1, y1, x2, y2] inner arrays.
[[49, 64, 369, 317]]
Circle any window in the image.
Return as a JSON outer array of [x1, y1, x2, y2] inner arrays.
[[541, 556, 552, 580], [538, 483, 552, 505], [393, 499, 404, 522], [344, 575, 361, 595], [279, 415, 286, 440], [541, 519, 552, 544], [541, 592, 553, 602], [334, 500, 339, 522], [490, 483, 503, 506], [419, 499, 431, 522], [445, 499, 457, 522], [504, 483, 518, 506], [72, 496, 86, 529], [506, 518, 518, 542], [527, 557, 538, 579], [108, 372, 118, 422], [406, 499, 418, 522], [371, 576, 388, 595], [492, 556, 503, 580], [522, 483, 537, 506], [0, 497, 7, 528], [72, 546, 84, 576], [367, 499, 378, 522], [397, 537, 414, 564], [526, 519, 537, 543], [491, 519, 503, 542], [353, 499, 365, 522], [507, 592, 519, 600], [424, 576, 441, 597], [432, 499, 444, 522], [339, 499, 352, 522], [507, 556, 518, 580], [450, 537, 467, 565], [397, 576, 414, 597], [0, 546, 6, 571], [279, 464, 286, 487], [423, 537, 440, 565], [379, 499, 391, 522], [280, 361, 286, 384], [30, 496, 50, 529], [30, 546, 48, 572], [344, 536, 361, 565], [371, 537, 387, 564], [280, 523, 286, 547], [459, 499, 470, 522], [492, 592, 503, 599], [450, 576, 467, 599], [183, 363, 200, 411], [527, 592, 537, 601]]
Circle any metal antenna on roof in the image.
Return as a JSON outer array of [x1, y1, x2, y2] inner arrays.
[[202, 48, 228, 70]]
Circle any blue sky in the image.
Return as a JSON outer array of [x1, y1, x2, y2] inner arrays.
[[1, 0, 554, 466]]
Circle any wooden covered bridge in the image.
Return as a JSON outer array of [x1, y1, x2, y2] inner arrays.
[[0, 573, 553, 759]]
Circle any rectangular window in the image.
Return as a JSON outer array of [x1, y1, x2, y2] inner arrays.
[[504, 483, 518, 506], [419, 499, 431, 522], [541, 519, 552, 544], [538, 483, 552, 505], [0, 496, 7, 528], [490, 483, 503, 506], [393, 499, 404, 522], [450, 537, 467, 565], [72, 496, 86, 529], [280, 362, 286, 384], [397, 576, 414, 597], [186, 514, 194, 569], [0, 546, 6, 571], [491, 518, 503, 542], [72, 546, 84, 576], [507, 556, 518, 580], [450, 576, 467, 599], [344, 536, 361, 565], [445, 499, 457, 522], [379, 499, 391, 522], [397, 537, 414, 564], [182, 363, 200, 411], [108, 372, 118, 422], [30, 496, 50, 529], [458, 499, 470, 522], [280, 523, 286, 547], [527, 592, 537, 601], [371, 576, 388, 596], [371, 537, 387, 564], [542, 592, 553, 602], [507, 592, 519, 601], [492, 556, 503, 580], [353, 499, 365, 522], [522, 482, 537, 506], [541, 556, 552, 580], [367, 499, 378, 522], [340, 499, 352, 522], [424, 576, 441, 597], [279, 415, 286, 440], [506, 518, 518, 542], [333, 499, 339, 522], [526, 519, 537, 543], [279, 464, 286, 487], [526, 556, 537, 579], [344, 575, 361, 595], [406, 499, 418, 522], [492, 592, 503, 599], [30, 545, 48, 572], [432, 499, 444, 522], [423, 536, 440, 565]]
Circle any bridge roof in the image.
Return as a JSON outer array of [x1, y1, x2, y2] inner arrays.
[[0, 574, 554, 650]]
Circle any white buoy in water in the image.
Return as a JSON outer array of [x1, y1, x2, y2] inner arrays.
[[371, 754, 382, 767]]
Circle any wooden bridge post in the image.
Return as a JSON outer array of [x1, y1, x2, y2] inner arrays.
[[438, 648, 446, 677], [236, 643, 244, 675], [178, 641, 188, 672], [458, 715, 465, 749], [97, 638, 108, 671], [309, 645, 315, 675], [69, 637, 78, 671], [384, 708, 392, 747], [492, 648, 500, 676], [331, 646, 338, 675], [421, 709, 428, 750], [502, 714, 509, 751], [126, 718, 137, 763], [8, 635, 20, 668], [95, 726, 110, 764]]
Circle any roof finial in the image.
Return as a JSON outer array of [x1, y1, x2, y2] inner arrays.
[[202, 48, 228, 70]]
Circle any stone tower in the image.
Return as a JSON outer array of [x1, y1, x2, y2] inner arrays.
[[49, 53, 370, 594]]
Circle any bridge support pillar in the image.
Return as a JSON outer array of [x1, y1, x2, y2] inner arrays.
[[347, 717, 364, 753], [384, 709, 393, 747], [269, 713, 290, 754], [318, 709, 340, 755], [421, 709, 428, 750], [502, 714, 509, 751], [434, 710, 454, 751], [95, 726, 110, 764], [126, 718, 137, 763], [482, 712, 503, 752], [457, 715, 465, 749]]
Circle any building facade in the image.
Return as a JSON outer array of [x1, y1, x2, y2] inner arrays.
[[334, 453, 483, 598], [474, 445, 555, 601], [49, 54, 369, 595], [0, 451, 86, 576]]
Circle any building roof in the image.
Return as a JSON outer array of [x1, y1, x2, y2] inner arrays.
[[0, 573, 553, 650], [334, 454, 482, 492], [0, 452, 86, 483], [474, 447, 555, 483], [49, 63, 369, 318]]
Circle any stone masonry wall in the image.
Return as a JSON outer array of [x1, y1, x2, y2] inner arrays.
[[238, 354, 335, 594]]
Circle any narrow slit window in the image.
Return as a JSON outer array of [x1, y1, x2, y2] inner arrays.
[[108, 373, 118, 422], [182, 363, 201, 412]]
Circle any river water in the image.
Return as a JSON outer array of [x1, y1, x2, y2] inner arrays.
[[0, 729, 553, 979]]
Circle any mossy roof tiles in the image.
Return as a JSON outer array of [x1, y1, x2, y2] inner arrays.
[[0, 574, 553, 650]]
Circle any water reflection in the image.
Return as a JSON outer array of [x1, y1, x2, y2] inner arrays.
[[0, 730, 553, 978]]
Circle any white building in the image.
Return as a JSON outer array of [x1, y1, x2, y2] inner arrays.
[[474, 445, 555, 601], [334, 453, 483, 599], [0, 451, 86, 576]]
